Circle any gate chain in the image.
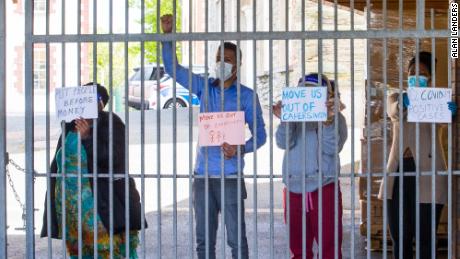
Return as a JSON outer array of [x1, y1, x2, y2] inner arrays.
[[6, 162, 25, 211], [5, 157, 37, 231]]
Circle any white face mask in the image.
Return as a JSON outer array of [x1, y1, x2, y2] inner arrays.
[[214, 61, 234, 82]]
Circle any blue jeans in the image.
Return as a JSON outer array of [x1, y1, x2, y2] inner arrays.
[[193, 177, 249, 259]]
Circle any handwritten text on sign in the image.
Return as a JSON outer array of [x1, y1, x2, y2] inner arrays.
[[281, 87, 328, 122], [55, 86, 98, 122], [198, 111, 245, 146], [407, 88, 452, 123]]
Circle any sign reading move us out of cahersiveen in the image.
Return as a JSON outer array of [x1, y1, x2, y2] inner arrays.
[[55, 86, 98, 122], [407, 87, 452, 123], [281, 87, 328, 122]]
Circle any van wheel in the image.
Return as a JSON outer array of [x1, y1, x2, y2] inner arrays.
[[164, 99, 187, 109]]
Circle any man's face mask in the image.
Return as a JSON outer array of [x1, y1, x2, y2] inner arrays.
[[407, 75, 429, 88], [214, 61, 234, 82]]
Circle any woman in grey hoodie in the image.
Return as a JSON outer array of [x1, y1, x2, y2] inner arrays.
[[274, 73, 347, 259]]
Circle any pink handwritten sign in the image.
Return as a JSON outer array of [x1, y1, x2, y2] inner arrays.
[[198, 111, 246, 146]]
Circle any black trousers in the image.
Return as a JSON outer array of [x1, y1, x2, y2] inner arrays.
[[387, 157, 444, 259]]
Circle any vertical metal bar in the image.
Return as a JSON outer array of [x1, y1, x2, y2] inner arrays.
[[236, 1, 243, 259], [91, 2, 98, 258], [60, 117, 67, 259], [77, 132, 83, 259], [204, 0, 210, 258], [187, 0, 194, 256], [91, 1, 98, 258], [172, 1, 178, 258], [45, 7, 52, 259], [269, 0, 274, 258], [301, 1, 306, 258], [398, 1, 404, 259], [122, 9, 131, 259], [252, 1, 259, 258], [155, 0, 162, 258], [284, 0, 290, 258], [219, 1, 227, 258], [365, 0, 371, 258], [60, 0, 68, 255], [140, 0, 146, 256], [108, 17, 114, 259], [382, 1, 388, 258], [447, 22, 453, 259], [140, 40, 146, 259], [416, 0, 425, 31], [415, 38, 421, 259], [333, 1, 339, 259], [219, 0, 226, 257], [430, 9, 437, 259], [77, 1, 83, 258], [124, 0, 131, 258], [349, 0, 356, 258], [25, 0, 35, 257], [317, 1, 324, 258], [0, 0, 7, 256], [108, 0, 115, 257]]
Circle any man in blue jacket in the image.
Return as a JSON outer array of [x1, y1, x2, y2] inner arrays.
[[161, 15, 267, 259]]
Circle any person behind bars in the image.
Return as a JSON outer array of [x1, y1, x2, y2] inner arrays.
[[40, 83, 146, 258], [379, 51, 457, 259], [273, 73, 347, 259], [161, 14, 266, 259]]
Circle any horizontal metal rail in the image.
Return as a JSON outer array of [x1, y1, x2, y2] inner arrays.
[[32, 171, 460, 178], [30, 29, 451, 43]]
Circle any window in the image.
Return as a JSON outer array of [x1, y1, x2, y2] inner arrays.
[[130, 66, 165, 81], [33, 47, 46, 90], [34, 0, 46, 15]]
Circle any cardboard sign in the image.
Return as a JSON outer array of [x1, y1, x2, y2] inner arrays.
[[281, 87, 328, 122], [198, 111, 245, 146], [407, 88, 452, 123], [55, 86, 98, 122]]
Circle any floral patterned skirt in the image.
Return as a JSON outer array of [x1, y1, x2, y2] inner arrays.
[[55, 132, 139, 258]]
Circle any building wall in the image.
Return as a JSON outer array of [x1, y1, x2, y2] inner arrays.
[[6, 0, 90, 96]]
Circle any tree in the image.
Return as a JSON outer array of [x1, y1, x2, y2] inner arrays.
[[129, 0, 182, 64], [88, 43, 137, 89]]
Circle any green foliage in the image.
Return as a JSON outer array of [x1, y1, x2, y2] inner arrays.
[[129, 0, 182, 64], [88, 43, 137, 89], [88, 1, 182, 88]]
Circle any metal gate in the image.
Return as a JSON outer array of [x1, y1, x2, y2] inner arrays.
[[0, 0, 457, 258]]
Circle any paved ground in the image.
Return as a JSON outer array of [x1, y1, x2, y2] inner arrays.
[[9, 179, 385, 259]]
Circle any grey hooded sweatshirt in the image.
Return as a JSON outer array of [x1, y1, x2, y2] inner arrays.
[[275, 113, 348, 193]]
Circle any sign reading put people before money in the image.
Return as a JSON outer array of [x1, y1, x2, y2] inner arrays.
[[281, 87, 328, 122], [198, 111, 246, 146], [407, 88, 452, 123], [55, 86, 98, 122]]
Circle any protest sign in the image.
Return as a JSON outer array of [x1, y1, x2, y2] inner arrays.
[[198, 111, 245, 146], [407, 88, 452, 123], [55, 85, 98, 122], [281, 87, 328, 122]]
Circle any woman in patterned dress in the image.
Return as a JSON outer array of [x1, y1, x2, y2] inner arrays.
[[41, 83, 146, 258]]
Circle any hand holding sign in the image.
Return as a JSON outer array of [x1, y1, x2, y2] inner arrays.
[[222, 142, 242, 159], [55, 86, 98, 123], [281, 87, 328, 122], [272, 101, 282, 119], [74, 118, 92, 139]]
